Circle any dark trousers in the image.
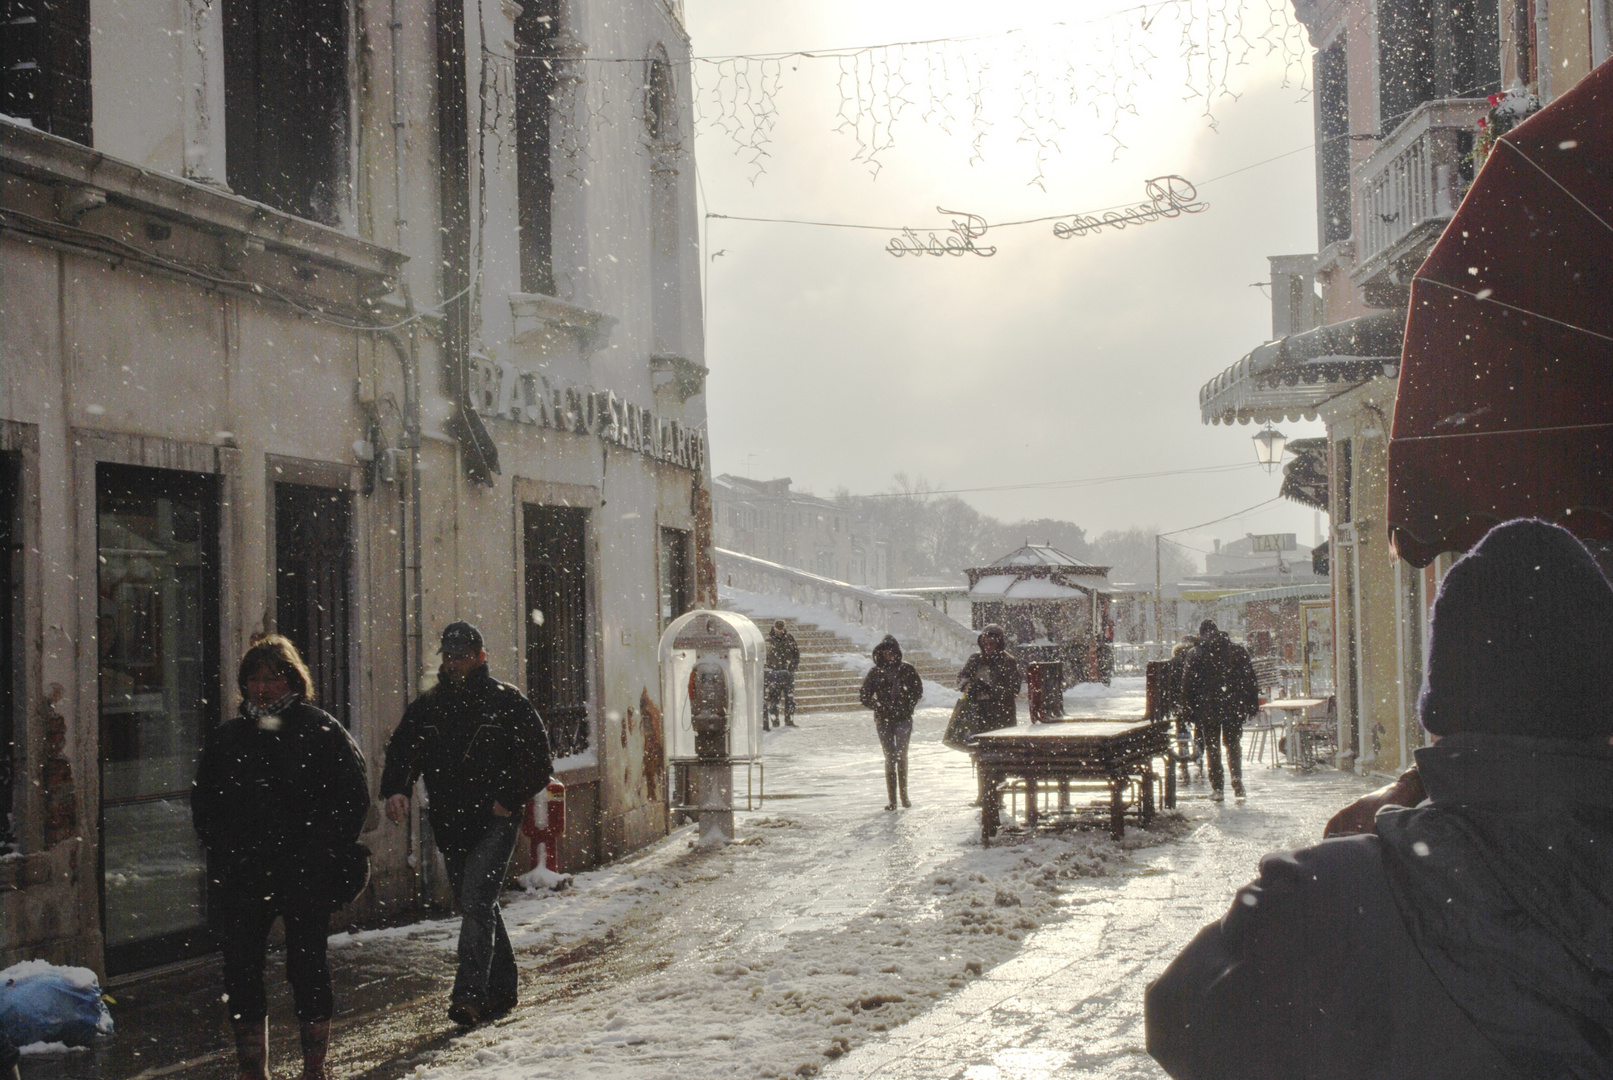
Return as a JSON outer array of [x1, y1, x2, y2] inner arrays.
[[876, 717, 912, 805], [764, 669, 795, 725], [1199, 718, 1245, 792], [440, 818, 520, 1009], [216, 891, 333, 1024]]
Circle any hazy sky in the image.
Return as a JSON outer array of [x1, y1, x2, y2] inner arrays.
[[687, 0, 1332, 558]]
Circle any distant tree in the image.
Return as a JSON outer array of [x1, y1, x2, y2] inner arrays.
[[1089, 527, 1199, 587]]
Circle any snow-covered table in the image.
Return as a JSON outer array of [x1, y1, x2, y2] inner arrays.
[[971, 718, 1173, 844]]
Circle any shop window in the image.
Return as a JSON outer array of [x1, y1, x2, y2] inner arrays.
[[0, 0, 91, 145], [659, 527, 691, 631], [515, 0, 560, 295], [97, 464, 220, 973], [223, 0, 349, 224], [525, 505, 590, 758], [274, 483, 353, 726]]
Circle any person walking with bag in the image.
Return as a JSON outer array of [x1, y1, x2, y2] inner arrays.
[[192, 635, 369, 1080], [381, 622, 552, 1028], [957, 625, 1021, 735], [763, 621, 800, 729], [860, 635, 925, 810]]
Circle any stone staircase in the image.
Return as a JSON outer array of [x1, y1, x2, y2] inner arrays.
[[741, 615, 963, 713]]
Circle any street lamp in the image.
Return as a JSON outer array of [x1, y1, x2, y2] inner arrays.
[[1253, 425, 1286, 472]]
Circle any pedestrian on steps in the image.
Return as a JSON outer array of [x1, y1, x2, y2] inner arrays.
[[763, 620, 800, 729], [860, 634, 925, 810], [380, 622, 552, 1029], [192, 635, 369, 1080], [1178, 620, 1258, 800]]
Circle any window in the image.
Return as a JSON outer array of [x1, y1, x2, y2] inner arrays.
[[514, 0, 560, 295], [0, 0, 91, 145], [223, 0, 349, 224], [658, 528, 691, 631], [525, 505, 590, 758], [1377, 0, 1499, 131], [1314, 37, 1351, 246], [274, 483, 353, 726]]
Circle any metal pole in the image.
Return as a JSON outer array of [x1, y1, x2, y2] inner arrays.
[[1154, 534, 1164, 661]]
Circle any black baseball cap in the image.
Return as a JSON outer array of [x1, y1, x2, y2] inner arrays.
[[440, 621, 484, 656]]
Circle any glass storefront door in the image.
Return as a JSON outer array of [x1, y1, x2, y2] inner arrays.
[[97, 464, 219, 973]]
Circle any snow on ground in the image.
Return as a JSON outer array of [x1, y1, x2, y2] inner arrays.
[[397, 687, 1198, 1080]]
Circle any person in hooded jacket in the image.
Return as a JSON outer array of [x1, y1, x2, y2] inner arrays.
[[1145, 519, 1613, 1080], [860, 635, 925, 810], [192, 635, 369, 1080], [957, 624, 1021, 733], [1177, 620, 1258, 800], [380, 622, 552, 1028], [763, 621, 801, 729]]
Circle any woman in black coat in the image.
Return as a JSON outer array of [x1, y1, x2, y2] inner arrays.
[[192, 635, 368, 1080], [860, 635, 924, 810], [957, 624, 1021, 733]]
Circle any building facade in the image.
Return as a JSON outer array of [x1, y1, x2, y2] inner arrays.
[[1197, 0, 1607, 775], [712, 474, 891, 589], [0, 0, 710, 975]]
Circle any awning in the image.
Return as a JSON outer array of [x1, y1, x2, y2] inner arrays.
[[1199, 309, 1404, 426], [1388, 59, 1613, 567], [967, 575, 1105, 602], [1279, 437, 1329, 510]]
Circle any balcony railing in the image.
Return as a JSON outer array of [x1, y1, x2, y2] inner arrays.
[[1354, 99, 1488, 282]]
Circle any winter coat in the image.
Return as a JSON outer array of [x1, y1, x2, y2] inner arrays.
[[860, 636, 924, 724], [1162, 640, 1195, 718], [191, 698, 369, 911], [379, 665, 552, 853], [957, 651, 1021, 732], [1147, 731, 1613, 1079], [1178, 631, 1258, 727], [765, 630, 800, 672]]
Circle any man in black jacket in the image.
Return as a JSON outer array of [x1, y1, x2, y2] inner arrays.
[[381, 622, 552, 1027], [1146, 519, 1613, 1079], [763, 621, 801, 729], [1178, 620, 1258, 800]]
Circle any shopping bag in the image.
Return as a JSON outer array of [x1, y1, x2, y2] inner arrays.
[[0, 963, 114, 1047], [942, 693, 982, 751]]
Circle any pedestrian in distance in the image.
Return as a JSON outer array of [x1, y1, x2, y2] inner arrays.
[[859, 634, 925, 811], [192, 635, 369, 1080], [1146, 519, 1613, 1079], [1165, 634, 1202, 784], [763, 620, 800, 729], [1177, 620, 1258, 800], [380, 622, 552, 1029]]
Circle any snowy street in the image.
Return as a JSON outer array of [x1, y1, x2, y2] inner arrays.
[[48, 681, 1373, 1080]]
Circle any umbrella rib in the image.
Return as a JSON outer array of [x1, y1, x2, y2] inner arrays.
[[1413, 277, 1613, 344], [1393, 420, 1613, 444], [1496, 137, 1613, 235]]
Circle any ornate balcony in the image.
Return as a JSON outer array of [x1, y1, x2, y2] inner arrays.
[[1352, 99, 1488, 304]]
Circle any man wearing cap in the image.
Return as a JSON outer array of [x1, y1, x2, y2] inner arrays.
[[381, 622, 552, 1027]]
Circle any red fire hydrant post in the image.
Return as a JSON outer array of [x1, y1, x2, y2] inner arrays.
[[521, 778, 566, 874]]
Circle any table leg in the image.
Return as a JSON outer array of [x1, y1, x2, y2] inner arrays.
[[1141, 769, 1156, 827], [981, 770, 1000, 846], [1026, 778, 1039, 828], [1163, 757, 1177, 809], [1109, 776, 1126, 841]]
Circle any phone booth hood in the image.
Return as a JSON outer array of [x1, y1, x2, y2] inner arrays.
[[657, 610, 766, 761]]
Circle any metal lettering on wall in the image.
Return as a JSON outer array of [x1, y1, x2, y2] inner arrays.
[[1051, 176, 1207, 239], [468, 359, 707, 473]]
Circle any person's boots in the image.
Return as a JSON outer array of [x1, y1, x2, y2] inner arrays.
[[885, 764, 898, 811], [232, 1018, 269, 1080], [298, 1020, 332, 1080], [898, 757, 911, 808]]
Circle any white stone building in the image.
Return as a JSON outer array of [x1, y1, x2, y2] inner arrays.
[[0, 0, 710, 975]]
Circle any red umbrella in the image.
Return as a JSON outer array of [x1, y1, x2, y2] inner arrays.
[[1388, 61, 1613, 568]]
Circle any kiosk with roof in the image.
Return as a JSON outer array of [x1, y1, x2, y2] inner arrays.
[[966, 544, 1115, 701]]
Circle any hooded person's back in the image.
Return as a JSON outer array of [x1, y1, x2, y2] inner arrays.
[[1146, 519, 1613, 1079]]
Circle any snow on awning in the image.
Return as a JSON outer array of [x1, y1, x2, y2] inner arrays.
[[1198, 309, 1404, 426], [968, 575, 1107, 602]]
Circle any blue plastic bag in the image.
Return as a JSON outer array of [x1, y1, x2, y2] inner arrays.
[[0, 964, 113, 1047]]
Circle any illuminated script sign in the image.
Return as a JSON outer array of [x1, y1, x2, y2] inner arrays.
[[886, 208, 997, 258], [1051, 176, 1207, 239]]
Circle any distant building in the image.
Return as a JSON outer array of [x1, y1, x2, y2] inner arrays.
[[711, 475, 890, 588], [1199, 534, 1325, 588]]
